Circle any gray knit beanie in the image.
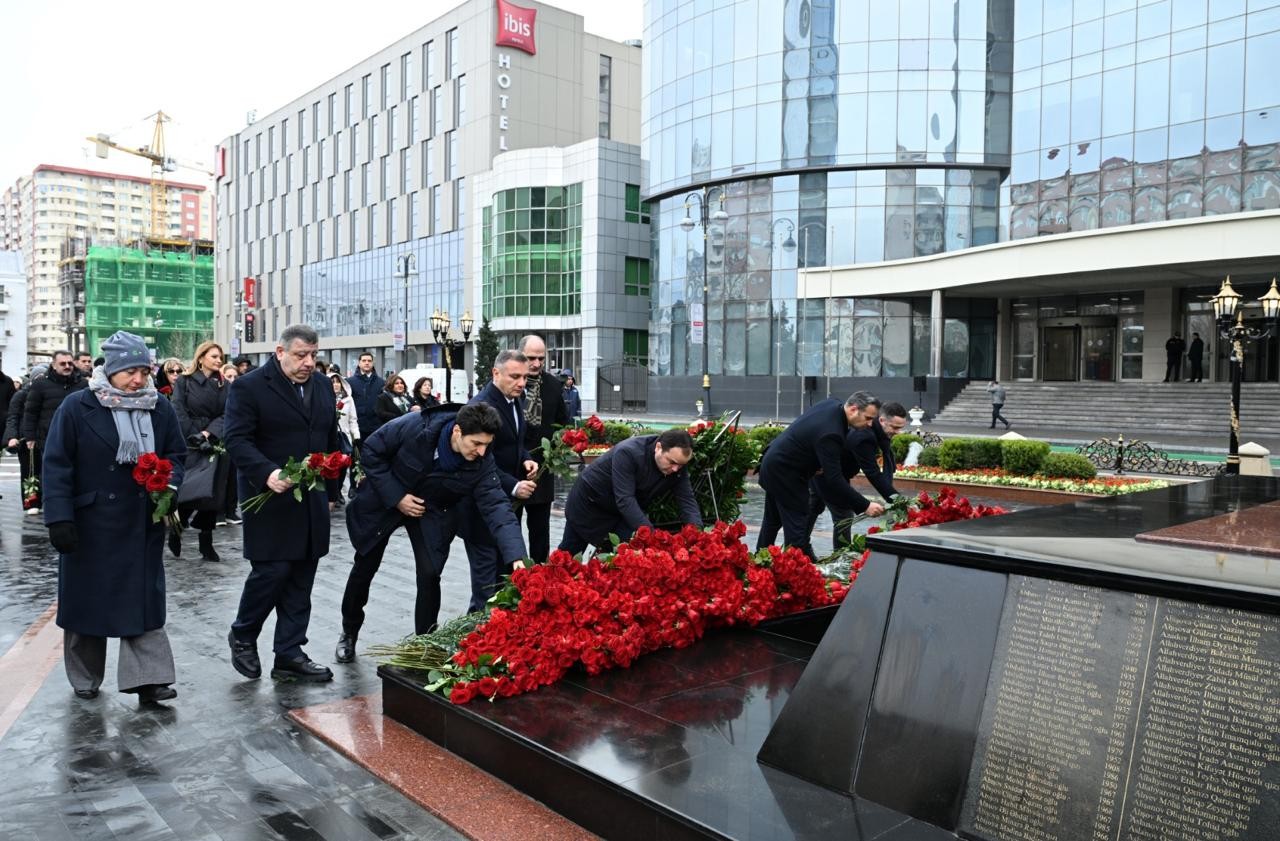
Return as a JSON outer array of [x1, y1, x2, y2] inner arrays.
[[101, 331, 152, 377]]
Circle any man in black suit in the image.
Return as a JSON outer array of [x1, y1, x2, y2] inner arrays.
[[756, 391, 886, 561], [516, 334, 571, 563], [335, 403, 527, 662], [804, 401, 908, 552], [558, 429, 702, 555], [462, 349, 537, 610], [347, 352, 385, 439], [225, 324, 341, 683]]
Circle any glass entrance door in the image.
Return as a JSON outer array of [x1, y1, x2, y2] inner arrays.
[[1042, 326, 1080, 381], [1081, 325, 1116, 381]]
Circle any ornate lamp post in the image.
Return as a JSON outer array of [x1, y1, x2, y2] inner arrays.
[[396, 254, 417, 372], [679, 187, 728, 418], [430, 308, 474, 402], [1211, 276, 1280, 474], [777, 219, 830, 412]]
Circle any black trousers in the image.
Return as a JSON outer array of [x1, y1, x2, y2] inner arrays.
[[231, 557, 320, 660], [340, 516, 439, 637], [1189, 357, 1203, 381], [516, 502, 552, 564], [804, 483, 854, 553], [16, 444, 36, 509], [990, 403, 1009, 428], [757, 486, 817, 561], [556, 515, 630, 557], [1164, 358, 1182, 381]]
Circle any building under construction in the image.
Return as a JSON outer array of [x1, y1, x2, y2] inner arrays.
[[59, 236, 214, 360]]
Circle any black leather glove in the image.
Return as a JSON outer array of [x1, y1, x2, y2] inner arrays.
[[48, 522, 79, 554]]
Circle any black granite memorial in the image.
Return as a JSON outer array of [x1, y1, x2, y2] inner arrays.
[[381, 476, 1280, 841]]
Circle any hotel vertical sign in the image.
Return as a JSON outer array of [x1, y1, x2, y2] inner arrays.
[[494, 0, 536, 154]]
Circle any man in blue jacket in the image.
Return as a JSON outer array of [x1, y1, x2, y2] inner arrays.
[[334, 402, 527, 662], [346, 352, 385, 440], [225, 324, 341, 683], [756, 392, 886, 561]]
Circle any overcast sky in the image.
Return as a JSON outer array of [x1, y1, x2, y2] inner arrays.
[[0, 0, 643, 185]]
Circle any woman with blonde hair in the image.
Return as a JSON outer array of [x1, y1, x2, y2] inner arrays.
[[154, 357, 184, 395], [170, 341, 228, 560]]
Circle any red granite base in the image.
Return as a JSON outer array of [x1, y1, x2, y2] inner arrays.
[[288, 693, 597, 840], [1135, 499, 1280, 558]]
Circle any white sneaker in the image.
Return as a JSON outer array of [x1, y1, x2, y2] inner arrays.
[[25, 507, 40, 515]]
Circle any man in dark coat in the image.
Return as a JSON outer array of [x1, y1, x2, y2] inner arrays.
[[22, 351, 88, 510], [558, 429, 702, 555], [5, 372, 38, 511], [462, 349, 537, 610], [1164, 333, 1185, 382], [756, 392, 886, 561], [803, 402, 908, 552], [334, 403, 527, 663], [42, 331, 187, 701], [516, 335, 571, 564], [225, 324, 340, 683], [347, 351, 386, 441], [562, 371, 581, 420], [1187, 332, 1206, 382], [0, 367, 16, 427]]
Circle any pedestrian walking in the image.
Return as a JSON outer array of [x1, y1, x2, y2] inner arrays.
[[1187, 332, 1205, 382], [1164, 333, 1185, 382], [170, 341, 230, 561], [22, 351, 88, 512], [335, 403, 527, 663], [42, 331, 187, 704], [225, 324, 341, 683], [987, 379, 1011, 429], [331, 373, 360, 501]]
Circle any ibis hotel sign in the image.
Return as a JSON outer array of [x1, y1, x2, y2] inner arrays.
[[493, 0, 536, 153]]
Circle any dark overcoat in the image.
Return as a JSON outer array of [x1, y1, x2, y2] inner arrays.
[[345, 406, 527, 564], [521, 372, 571, 505], [347, 371, 385, 438], [850, 421, 897, 500], [224, 357, 340, 561], [42, 389, 186, 637], [22, 370, 87, 446], [565, 434, 702, 542], [759, 398, 871, 515], [467, 382, 531, 495], [171, 370, 227, 440]]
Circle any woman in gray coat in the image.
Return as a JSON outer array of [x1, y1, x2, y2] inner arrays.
[[42, 331, 186, 704]]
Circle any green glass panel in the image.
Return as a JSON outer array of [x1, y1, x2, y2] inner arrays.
[[531, 296, 545, 315]]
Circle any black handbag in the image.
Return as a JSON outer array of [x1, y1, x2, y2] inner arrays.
[[176, 440, 229, 510]]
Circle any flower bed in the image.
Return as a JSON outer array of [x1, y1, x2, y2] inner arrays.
[[894, 465, 1169, 495]]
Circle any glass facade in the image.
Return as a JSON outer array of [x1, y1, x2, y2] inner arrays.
[[301, 231, 463, 339], [481, 185, 584, 319], [1009, 0, 1280, 237]]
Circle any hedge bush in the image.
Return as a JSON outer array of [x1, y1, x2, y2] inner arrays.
[[938, 437, 1003, 470], [747, 424, 786, 465], [1001, 440, 1051, 476], [602, 421, 635, 445], [1040, 452, 1097, 479], [918, 446, 942, 467], [891, 433, 922, 464]]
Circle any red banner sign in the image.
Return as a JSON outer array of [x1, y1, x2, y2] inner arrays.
[[243, 276, 256, 308], [495, 0, 536, 55]]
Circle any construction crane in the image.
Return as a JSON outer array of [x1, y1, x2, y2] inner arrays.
[[87, 111, 211, 242]]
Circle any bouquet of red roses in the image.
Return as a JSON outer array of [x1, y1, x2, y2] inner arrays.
[[241, 450, 351, 514], [132, 452, 181, 530]]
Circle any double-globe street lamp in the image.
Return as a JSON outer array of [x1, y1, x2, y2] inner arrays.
[[679, 187, 728, 417], [430, 308, 474, 402], [1210, 275, 1280, 474]]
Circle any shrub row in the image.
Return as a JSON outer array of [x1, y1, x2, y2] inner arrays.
[[911, 437, 1096, 479]]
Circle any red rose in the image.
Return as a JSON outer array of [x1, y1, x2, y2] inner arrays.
[[145, 473, 169, 493], [137, 453, 159, 470], [475, 677, 499, 698], [158, 385, 172, 395], [307, 452, 325, 469], [132, 465, 149, 485], [335, 400, 344, 410], [325, 452, 349, 471], [449, 683, 477, 704]]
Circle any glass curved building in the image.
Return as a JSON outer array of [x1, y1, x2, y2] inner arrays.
[[643, 0, 1280, 415]]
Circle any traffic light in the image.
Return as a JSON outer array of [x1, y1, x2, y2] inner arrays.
[[244, 312, 256, 343]]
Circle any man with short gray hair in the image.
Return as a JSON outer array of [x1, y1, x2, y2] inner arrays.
[[225, 324, 341, 683], [756, 391, 886, 560]]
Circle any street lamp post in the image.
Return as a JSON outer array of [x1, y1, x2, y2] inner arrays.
[[396, 254, 417, 372], [777, 219, 829, 412], [679, 187, 728, 418], [430, 308, 475, 402], [1210, 276, 1280, 474]]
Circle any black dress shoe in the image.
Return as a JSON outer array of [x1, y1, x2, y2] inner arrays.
[[198, 530, 221, 561], [136, 684, 178, 704], [271, 656, 334, 683], [335, 633, 357, 664], [228, 630, 261, 679], [74, 688, 99, 700]]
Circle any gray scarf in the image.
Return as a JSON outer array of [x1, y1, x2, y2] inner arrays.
[[88, 366, 159, 464]]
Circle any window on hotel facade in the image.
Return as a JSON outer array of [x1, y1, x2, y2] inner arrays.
[[431, 185, 441, 233], [401, 149, 412, 194], [389, 105, 398, 154], [598, 55, 612, 139], [481, 184, 583, 319], [624, 184, 650, 223], [311, 102, 319, 142], [328, 93, 336, 133], [381, 157, 390, 200], [362, 74, 372, 118], [446, 28, 459, 80], [345, 84, 354, 126], [454, 178, 466, 230], [380, 64, 390, 110], [409, 191, 420, 239], [401, 52, 413, 100], [409, 96, 419, 144], [423, 40, 436, 89], [423, 138, 435, 187], [624, 257, 650, 296], [446, 131, 458, 181], [432, 87, 443, 137], [623, 329, 649, 366], [455, 75, 466, 126]]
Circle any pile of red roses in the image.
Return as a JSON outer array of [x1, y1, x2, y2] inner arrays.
[[441, 521, 851, 704], [878, 486, 1007, 531]]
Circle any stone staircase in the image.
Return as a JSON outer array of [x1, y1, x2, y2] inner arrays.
[[933, 381, 1280, 439]]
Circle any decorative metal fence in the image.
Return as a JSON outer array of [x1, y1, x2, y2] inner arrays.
[[1074, 435, 1226, 477]]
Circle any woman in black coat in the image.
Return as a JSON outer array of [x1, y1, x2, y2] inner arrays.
[[412, 376, 439, 410], [375, 375, 415, 423], [171, 341, 228, 561], [42, 331, 186, 704]]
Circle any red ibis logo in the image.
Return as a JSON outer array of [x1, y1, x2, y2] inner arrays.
[[495, 0, 536, 55]]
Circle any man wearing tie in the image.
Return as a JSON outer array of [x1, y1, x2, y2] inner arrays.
[[463, 350, 537, 610]]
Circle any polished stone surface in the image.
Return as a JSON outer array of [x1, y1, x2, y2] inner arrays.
[[1136, 498, 1280, 559], [867, 476, 1280, 605]]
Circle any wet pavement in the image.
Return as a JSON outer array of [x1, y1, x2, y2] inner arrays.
[[0, 460, 1024, 840]]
